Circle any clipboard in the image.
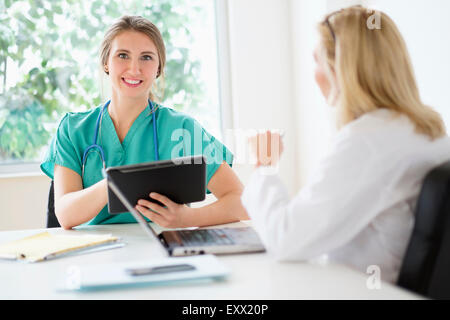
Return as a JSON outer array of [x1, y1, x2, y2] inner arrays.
[[0, 232, 122, 263], [59, 254, 229, 291], [106, 155, 207, 214]]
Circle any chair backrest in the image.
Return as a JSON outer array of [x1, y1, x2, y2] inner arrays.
[[397, 160, 450, 299], [47, 180, 61, 228]]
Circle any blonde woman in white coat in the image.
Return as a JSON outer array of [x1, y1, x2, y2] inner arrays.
[[242, 6, 450, 284]]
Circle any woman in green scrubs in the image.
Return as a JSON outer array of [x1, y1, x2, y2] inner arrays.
[[40, 15, 248, 229]]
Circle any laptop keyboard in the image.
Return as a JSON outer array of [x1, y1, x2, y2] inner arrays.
[[178, 229, 235, 246]]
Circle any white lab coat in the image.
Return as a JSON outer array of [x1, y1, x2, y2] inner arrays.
[[241, 109, 450, 283]]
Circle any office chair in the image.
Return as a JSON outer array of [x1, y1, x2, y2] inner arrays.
[[397, 160, 450, 299], [46, 180, 60, 228]]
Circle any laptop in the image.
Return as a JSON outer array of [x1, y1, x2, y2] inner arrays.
[[105, 169, 265, 256]]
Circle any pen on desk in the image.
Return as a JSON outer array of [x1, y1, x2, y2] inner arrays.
[[43, 241, 126, 261], [126, 263, 196, 276]]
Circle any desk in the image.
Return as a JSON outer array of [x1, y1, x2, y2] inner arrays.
[[0, 222, 422, 300]]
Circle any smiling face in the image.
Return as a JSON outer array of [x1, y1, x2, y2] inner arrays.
[[105, 30, 160, 102]]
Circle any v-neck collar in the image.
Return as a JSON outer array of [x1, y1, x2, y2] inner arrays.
[[103, 103, 154, 151]]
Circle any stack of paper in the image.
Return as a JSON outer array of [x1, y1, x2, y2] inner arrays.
[[0, 232, 120, 262]]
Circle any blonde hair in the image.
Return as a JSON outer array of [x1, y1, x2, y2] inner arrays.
[[100, 15, 166, 102], [317, 6, 445, 139]]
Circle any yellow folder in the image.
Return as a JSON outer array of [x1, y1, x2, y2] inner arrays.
[[0, 232, 119, 262]]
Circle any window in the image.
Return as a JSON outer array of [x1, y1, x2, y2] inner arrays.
[[0, 0, 223, 173]]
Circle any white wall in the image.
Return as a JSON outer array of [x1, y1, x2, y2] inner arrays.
[[0, 174, 49, 231], [225, 0, 336, 190], [290, 0, 334, 188], [225, 0, 299, 194]]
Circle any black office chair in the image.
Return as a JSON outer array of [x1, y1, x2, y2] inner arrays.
[[397, 160, 450, 299], [47, 180, 61, 228]]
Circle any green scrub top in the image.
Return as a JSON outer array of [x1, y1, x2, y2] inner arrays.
[[40, 102, 233, 225]]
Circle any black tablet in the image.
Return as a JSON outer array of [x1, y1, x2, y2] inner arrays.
[[106, 155, 207, 214]]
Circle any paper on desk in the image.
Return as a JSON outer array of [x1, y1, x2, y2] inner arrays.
[[60, 254, 230, 291], [0, 232, 120, 263]]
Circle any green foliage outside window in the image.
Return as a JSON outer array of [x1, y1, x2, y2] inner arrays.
[[0, 0, 206, 161]]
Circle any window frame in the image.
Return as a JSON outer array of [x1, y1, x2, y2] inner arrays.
[[214, 0, 234, 140], [0, 162, 42, 176]]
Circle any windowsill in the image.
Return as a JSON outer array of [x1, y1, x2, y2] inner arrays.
[[0, 171, 46, 179], [0, 162, 46, 179]]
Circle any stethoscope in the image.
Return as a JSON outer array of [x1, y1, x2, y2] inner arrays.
[[81, 99, 159, 178]]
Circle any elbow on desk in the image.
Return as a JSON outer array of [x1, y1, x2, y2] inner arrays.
[[60, 223, 74, 230], [56, 215, 74, 230], [54, 208, 75, 230]]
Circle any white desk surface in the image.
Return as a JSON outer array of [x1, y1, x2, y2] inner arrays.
[[0, 222, 422, 300]]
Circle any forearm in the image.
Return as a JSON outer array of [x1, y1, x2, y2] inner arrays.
[[186, 192, 250, 227], [55, 179, 108, 229]]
